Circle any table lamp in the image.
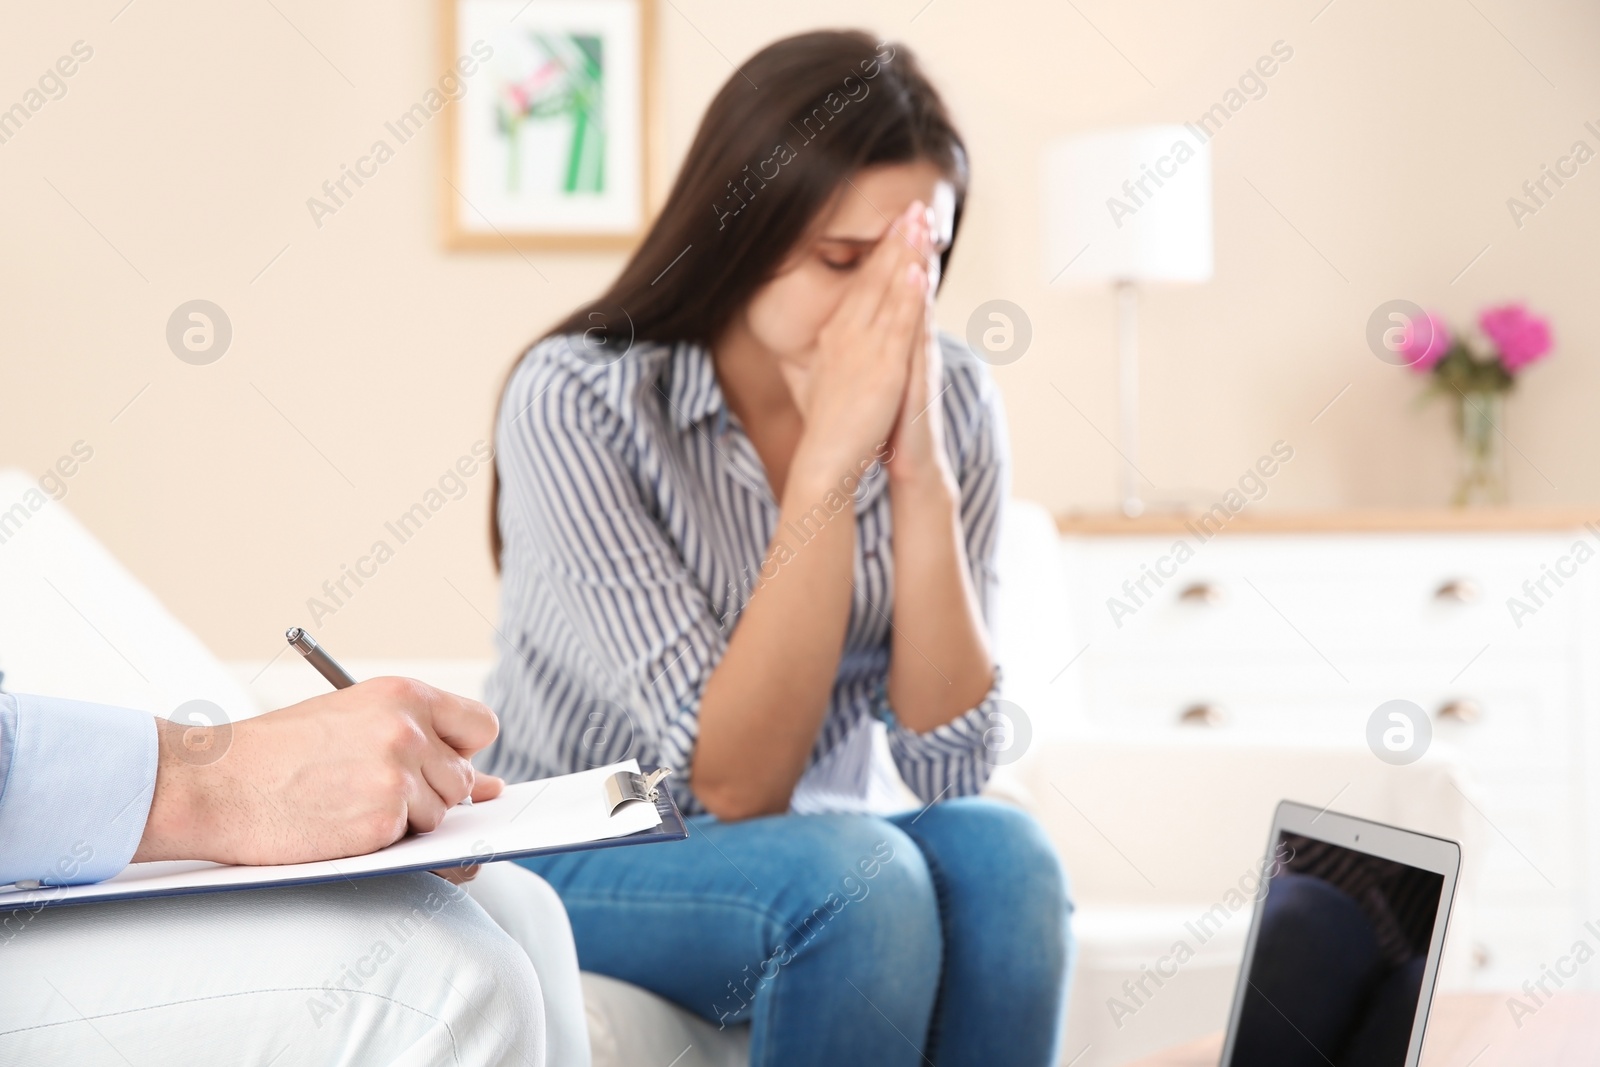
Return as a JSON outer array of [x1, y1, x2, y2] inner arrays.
[[1043, 125, 1214, 517]]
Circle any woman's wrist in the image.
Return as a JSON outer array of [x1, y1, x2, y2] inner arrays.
[[888, 453, 958, 503], [791, 435, 878, 494]]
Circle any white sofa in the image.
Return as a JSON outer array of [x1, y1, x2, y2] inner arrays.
[[0, 473, 1474, 1066]]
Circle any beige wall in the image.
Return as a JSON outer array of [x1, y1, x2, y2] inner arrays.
[[3, 0, 1598, 660]]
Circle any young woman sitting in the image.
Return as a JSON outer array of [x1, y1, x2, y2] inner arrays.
[[476, 29, 1073, 1066]]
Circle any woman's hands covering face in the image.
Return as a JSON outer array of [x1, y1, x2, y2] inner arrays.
[[785, 200, 934, 485], [886, 205, 951, 488]]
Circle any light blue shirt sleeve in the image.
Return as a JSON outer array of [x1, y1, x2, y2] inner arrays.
[[0, 692, 158, 886]]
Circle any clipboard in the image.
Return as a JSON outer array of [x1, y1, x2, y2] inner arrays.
[[1, 761, 688, 911], [586, 766, 686, 853]]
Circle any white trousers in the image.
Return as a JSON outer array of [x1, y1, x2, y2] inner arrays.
[[463, 863, 590, 1067], [0, 864, 586, 1066]]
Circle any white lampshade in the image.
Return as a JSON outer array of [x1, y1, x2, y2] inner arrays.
[[1043, 125, 1213, 286]]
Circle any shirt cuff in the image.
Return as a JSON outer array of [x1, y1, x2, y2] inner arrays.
[[882, 673, 1007, 803], [0, 694, 158, 886]]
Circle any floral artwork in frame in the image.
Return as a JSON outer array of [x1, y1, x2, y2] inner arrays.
[[444, 0, 651, 249]]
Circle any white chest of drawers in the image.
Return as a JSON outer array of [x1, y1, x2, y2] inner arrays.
[[1049, 510, 1600, 991]]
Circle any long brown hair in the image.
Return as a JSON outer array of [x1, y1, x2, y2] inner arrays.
[[490, 29, 969, 567]]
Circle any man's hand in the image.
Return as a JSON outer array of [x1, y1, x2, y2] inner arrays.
[[133, 677, 504, 867]]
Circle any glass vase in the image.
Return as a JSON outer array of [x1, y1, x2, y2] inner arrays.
[[1452, 390, 1507, 507]]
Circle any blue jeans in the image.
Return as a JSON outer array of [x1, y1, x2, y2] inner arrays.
[[518, 797, 1074, 1066]]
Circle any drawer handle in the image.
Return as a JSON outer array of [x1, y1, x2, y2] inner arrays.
[[1434, 579, 1481, 604], [1436, 699, 1483, 724], [1178, 582, 1223, 605], [1179, 703, 1226, 727]]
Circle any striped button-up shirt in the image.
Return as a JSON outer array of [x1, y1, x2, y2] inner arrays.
[[478, 331, 1008, 815]]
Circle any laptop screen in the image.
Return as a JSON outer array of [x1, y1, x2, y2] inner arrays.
[[1228, 831, 1446, 1067]]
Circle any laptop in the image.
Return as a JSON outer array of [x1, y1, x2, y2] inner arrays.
[[1218, 800, 1462, 1067]]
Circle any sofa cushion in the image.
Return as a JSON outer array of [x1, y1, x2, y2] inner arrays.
[[582, 971, 748, 1067], [0, 469, 258, 719]]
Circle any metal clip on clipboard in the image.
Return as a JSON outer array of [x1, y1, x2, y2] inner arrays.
[[605, 767, 673, 816]]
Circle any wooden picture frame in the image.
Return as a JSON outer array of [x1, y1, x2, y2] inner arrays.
[[440, 0, 655, 251]]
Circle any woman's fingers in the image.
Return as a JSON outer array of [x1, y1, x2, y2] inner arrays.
[[835, 202, 926, 329], [878, 260, 929, 346], [888, 291, 927, 443], [906, 293, 929, 399]]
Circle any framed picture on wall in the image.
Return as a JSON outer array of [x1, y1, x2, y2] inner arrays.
[[441, 0, 653, 250]]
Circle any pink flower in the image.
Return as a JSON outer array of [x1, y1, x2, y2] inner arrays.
[[1401, 310, 1451, 372], [1479, 303, 1552, 372]]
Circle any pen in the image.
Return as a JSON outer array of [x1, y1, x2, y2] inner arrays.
[[285, 627, 356, 689], [284, 626, 472, 805]]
